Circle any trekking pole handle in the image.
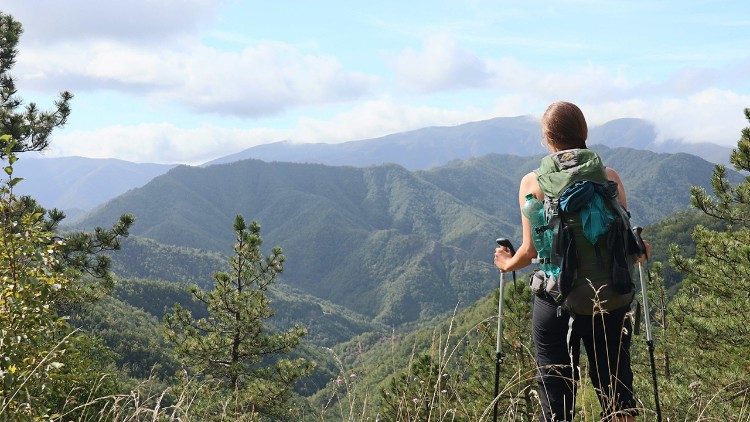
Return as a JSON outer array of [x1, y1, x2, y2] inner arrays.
[[496, 238, 516, 256], [495, 238, 517, 285], [633, 226, 648, 259]]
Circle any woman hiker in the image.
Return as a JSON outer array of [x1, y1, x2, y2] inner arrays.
[[494, 101, 650, 421]]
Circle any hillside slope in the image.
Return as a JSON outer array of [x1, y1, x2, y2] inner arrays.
[[108, 238, 384, 347]]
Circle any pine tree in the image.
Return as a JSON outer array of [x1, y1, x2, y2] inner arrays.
[[0, 11, 132, 285], [0, 11, 133, 417], [665, 107, 750, 417], [0, 13, 72, 153], [164, 215, 313, 419]]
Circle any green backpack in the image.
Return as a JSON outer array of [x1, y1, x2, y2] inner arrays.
[[530, 149, 644, 315]]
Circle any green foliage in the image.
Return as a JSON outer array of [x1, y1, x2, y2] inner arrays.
[[0, 139, 76, 417], [69, 293, 181, 381], [110, 236, 226, 287], [164, 215, 314, 419], [379, 354, 459, 421], [113, 277, 208, 320], [629, 109, 750, 420], [70, 277, 347, 391], [108, 237, 384, 347], [643, 209, 728, 290], [0, 138, 125, 418]]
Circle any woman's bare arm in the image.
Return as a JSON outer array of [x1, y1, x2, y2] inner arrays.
[[494, 172, 540, 272], [605, 167, 627, 209], [605, 167, 652, 259]]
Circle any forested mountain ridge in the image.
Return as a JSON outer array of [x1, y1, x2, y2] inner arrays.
[[419, 145, 740, 226], [110, 236, 226, 285], [76, 146, 741, 327]]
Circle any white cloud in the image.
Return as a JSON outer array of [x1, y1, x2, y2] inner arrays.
[[174, 43, 376, 116], [2, 0, 223, 43], [6, 0, 376, 117], [651, 90, 750, 145], [391, 35, 749, 107], [48, 123, 285, 165], [17, 41, 181, 93], [392, 34, 493, 93], [583, 89, 750, 145], [391, 35, 636, 99], [16, 40, 377, 117]]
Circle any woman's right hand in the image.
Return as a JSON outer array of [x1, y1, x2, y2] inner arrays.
[[494, 246, 514, 272]]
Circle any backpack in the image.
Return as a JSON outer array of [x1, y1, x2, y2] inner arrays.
[[530, 149, 644, 315]]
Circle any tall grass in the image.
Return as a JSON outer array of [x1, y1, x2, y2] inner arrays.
[[9, 284, 748, 421]]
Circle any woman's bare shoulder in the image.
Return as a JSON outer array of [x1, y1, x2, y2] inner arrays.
[[520, 171, 537, 186], [604, 167, 622, 182], [520, 171, 542, 197]]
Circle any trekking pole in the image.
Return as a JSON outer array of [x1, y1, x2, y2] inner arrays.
[[633, 227, 663, 422], [493, 238, 515, 422]]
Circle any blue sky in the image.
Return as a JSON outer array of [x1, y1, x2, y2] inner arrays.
[[3, 0, 749, 163]]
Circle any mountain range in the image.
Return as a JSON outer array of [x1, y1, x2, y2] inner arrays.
[[76, 145, 741, 326], [204, 116, 544, 168], [204, 117, 733, 169], [14, 117, 733, 215]]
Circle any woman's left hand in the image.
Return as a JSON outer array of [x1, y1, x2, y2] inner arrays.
[[494, 247, 513, 272]]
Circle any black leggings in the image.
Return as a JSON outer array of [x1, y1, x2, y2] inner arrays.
[[532, 295, 637, 421]]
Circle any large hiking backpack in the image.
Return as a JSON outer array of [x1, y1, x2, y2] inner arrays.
[[531, 149, 644, 315]]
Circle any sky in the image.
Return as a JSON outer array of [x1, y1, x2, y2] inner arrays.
[[2, 0, 749, 164]]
